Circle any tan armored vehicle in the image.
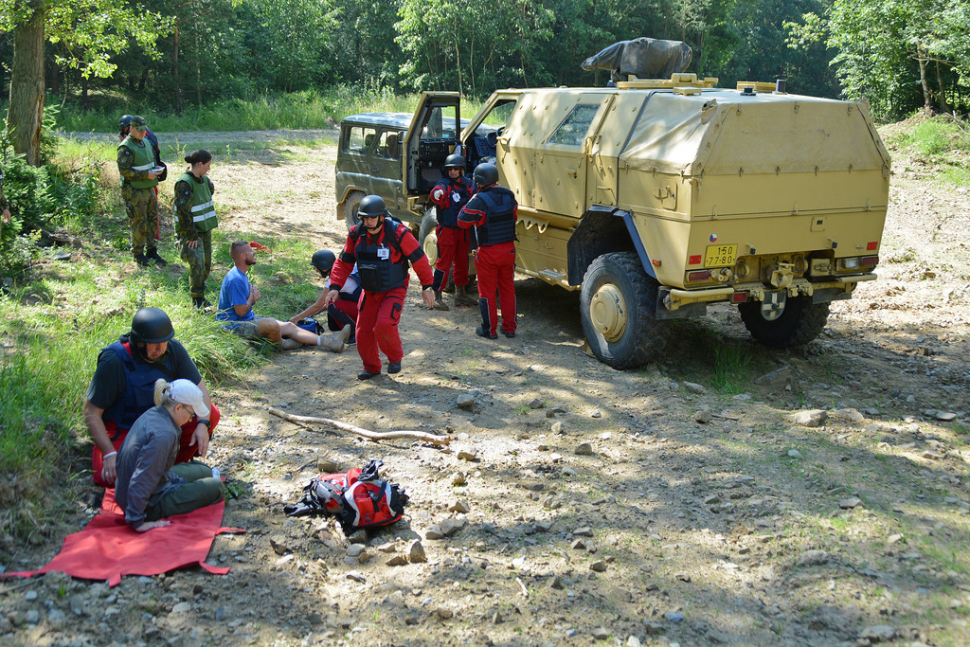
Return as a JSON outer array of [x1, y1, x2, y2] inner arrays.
[[336, 74, 890, 369]]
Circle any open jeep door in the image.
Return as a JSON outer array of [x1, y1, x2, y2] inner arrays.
[[405, 92, 462, 198]]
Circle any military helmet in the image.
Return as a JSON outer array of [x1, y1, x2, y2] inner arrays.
[[129, 116, 148, 131], [444, 153, 465, 170], [357, 195, 388, 219], [311, 250, 336, 274], [473, 163, 499, 187], [129, 307, 175, 344], [119, 114, 134, 130]]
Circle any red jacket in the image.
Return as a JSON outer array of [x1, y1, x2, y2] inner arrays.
[[331, 220, 435, 292]]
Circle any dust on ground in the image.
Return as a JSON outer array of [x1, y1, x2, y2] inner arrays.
[[2, 132, 970, 647]]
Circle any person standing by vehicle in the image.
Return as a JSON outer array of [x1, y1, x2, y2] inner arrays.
[[83, 308, 219, 487], [118, 116, 168, 268], [114, 379, 224, 532], [458, 163, 518, 339], [429, 154, 478, 310], [174, 150, 218, 309], [324, 195, 436, 380], [289, 250, 361, 345]]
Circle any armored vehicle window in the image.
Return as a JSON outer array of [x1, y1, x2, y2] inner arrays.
[[423, 106, 458, 140], [548, 104, 600, 146], [344, 126, 378, 155]]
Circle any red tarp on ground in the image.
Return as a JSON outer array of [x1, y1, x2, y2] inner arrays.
[[2, 489, 243, 587]]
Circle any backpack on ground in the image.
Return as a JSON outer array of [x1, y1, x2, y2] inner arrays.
[[282, 460, 408, 532], [295, 317, 323, 334]]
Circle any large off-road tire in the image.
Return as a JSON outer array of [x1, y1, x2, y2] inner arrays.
[[738, 294, 829, 348], [343, 191, 365, 230], [418, 208, 439, 266], [580, 252, 667, 369]]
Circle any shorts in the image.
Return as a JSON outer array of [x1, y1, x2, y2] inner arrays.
[[228, 315, 273, 340]]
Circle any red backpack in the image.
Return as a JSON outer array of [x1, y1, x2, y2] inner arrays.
[[283, 460, 408, 532]]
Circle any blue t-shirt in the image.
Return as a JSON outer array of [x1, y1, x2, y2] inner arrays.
[[217, 267, 255, 329]]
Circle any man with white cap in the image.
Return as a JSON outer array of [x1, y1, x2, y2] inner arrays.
[[114, 378, 225, 532]]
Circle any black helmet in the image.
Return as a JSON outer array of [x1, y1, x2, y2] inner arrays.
[[119, 114, 134, 130], [357, 195, 388, 218], [444, 153, 465, 170], [473, 163, 499, 186], [129, 307, 175, 344], [311, 250, 336, 274]]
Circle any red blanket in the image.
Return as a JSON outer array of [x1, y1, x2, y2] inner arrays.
[[3, 489, 244, 587]]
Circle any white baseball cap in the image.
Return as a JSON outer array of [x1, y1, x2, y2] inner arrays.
[[167, 379, 210, 418]]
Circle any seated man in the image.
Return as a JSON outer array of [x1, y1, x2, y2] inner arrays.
[[83, 307, 220, 487], [217, 241, 349, 351], [288, 250, 360, 345]]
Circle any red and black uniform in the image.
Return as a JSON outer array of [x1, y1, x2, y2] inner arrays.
[[458, 186, 518, 336], [86, 337, 219, 486], [430, 176, 477, 291], [330, 218, 435, 373]]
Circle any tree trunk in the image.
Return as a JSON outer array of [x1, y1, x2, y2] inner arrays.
[[174, 22, 181, 114], [936, 61, 951, 115], [916, 40, 932, 113], [7, 0, 46, 166]]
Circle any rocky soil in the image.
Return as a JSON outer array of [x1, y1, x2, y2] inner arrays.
[[2, 131, 969, 647]]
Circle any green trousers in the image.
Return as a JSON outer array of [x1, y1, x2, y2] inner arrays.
[[122, 184, 159, 258], [145, 461, 225, 521], [177, 231, 213, 299]]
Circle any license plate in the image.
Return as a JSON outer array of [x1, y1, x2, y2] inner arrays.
[[705, 244, 737, 267]]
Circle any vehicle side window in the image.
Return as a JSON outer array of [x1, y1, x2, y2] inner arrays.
[[547, 105, 600, 146], [423, 107, 457, 140], [379, 131, 402, 160], [344, 126, 378, 155]]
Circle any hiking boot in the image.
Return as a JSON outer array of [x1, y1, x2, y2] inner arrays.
[[443, 281, 456, 294], [433, 290, 450, 311], [134, 254, 151, 267], [192, 297, 212, 310], [454, 284, 477, 307], [388, 361, 402, 374], [476, 325, 498, 340], [503, 330, 516, 338], [279, 338, 301, 350], [145, 248, 168, 267], [358, 369, 380, 380], [318, 326, 351, 353]]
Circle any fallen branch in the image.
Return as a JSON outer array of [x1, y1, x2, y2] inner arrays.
[[268, 408, 451, 447]]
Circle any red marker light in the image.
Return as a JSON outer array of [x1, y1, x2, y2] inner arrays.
[[689, 255, 702, 265], [732, 292, 748, 303], [861, 256, 879, 267], [867, 241, 878, 251], [688, 271, 710, 282], [652, 259, 662, 267]]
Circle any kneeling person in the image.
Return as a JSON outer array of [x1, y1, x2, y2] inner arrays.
[[289, 250, 360, 345], [115, 379, 225, 532], [217, 241, 349, 351]]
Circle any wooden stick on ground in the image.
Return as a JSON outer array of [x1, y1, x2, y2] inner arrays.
[[268, 408, 451, 447]]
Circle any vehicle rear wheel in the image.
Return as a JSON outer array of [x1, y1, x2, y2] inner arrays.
[[580, 252, 667, 369], [343, 191, 365, 230], [418, 208, 439, 266], [738, 294, 829, 348]]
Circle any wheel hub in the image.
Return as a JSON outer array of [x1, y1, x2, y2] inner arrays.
[[423, 232, 438, 265], [760, 290, 787, 321], [590, 284, 627, 342]]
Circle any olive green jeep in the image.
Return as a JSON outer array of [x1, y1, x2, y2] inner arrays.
[[335, 77, 890, 369]]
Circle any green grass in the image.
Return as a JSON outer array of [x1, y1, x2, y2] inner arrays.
[[53, 87, 491, 133], [882, 115, 970, 187]]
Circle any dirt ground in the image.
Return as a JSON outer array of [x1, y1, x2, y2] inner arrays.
[[2, 130, 970, 647]]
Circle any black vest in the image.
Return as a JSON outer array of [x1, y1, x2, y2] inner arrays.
[[353, 219, 408, 292], [475, 188, 516, 246]]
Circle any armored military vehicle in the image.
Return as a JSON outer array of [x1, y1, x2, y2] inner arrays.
[[335, 74, 890, 369]]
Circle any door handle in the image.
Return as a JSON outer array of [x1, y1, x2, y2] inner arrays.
[[566, 168, 578, 179]]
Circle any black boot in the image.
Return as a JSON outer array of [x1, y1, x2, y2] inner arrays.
[[145, 248, 168, 267]]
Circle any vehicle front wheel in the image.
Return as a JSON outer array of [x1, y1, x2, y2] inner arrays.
[[738, 293, 829, 348], [418, 208, 439, 266], [580, 252, 667, 369], [343, 191, 365, 230]]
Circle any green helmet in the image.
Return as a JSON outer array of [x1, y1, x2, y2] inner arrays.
[[129, 307, 175, 344]]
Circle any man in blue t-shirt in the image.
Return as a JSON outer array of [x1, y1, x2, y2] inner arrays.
[[217, 241, 349, 351]]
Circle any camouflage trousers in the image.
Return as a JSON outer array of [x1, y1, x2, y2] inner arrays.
[[121, 184, 159, 258], [177, 231, 213, 299]]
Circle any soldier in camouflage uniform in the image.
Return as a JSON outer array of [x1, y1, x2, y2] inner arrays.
[[174, 150, 218, 308], [118, 116, 168, 267]]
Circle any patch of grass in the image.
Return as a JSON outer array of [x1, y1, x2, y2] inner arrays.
[[882, 115, 970, 188], [710, 343, 756, 394]]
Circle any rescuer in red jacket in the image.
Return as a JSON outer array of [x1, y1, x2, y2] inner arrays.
[[458, 163, 518, 339], [325, 195, 436, 380]]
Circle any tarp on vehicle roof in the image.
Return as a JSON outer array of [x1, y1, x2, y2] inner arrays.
[[582, 38, 692, 82]]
